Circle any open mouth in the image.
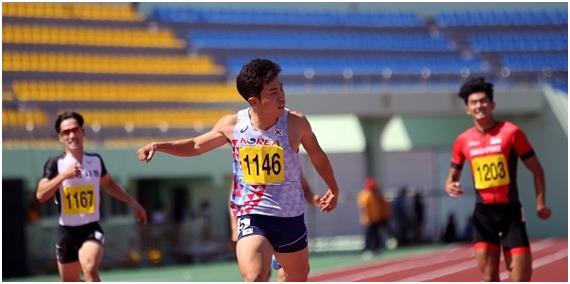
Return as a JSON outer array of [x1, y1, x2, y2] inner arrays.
[[474, 109, 487, 116]]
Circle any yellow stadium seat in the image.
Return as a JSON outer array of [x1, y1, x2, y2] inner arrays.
[[3, 24, 185, 49], [11, 81, 241, 103], [3, 3, 142, 22], [2, 109, 48, 128], [4, 52, 224, 75]]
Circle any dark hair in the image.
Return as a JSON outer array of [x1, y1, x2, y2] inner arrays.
[[458, 77, 494, 105], [54, 111, 84, 134], [236, 58, 282, 102]]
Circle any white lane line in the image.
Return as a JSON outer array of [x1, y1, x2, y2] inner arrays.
[[323, 250, 475, 282], [397, 239, 555, 282], [311, 245, 466, 279]]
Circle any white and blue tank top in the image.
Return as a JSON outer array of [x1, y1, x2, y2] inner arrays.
[[230, 108, 304, 218]]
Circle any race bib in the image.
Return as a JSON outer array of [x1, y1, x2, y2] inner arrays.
[[239, 145, 284, 184], [472, 154, 510, 190], [62, 185, 96, 215]]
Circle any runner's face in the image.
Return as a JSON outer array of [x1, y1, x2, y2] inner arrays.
[[466, 92, 494, 121], [58, 118, 84, 151], [257, 77, 285, 114]]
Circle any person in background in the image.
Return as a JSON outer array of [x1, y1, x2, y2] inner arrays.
[[412, 191, 425, 243], [393, 186, 409, 246], [357, 177, 391, 257], [441, 212, 458, 243]]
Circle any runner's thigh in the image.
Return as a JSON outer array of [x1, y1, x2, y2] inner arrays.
[[78, 240, 104, 270], [236, 235, 273, 281], [274, 246, 309, 281]]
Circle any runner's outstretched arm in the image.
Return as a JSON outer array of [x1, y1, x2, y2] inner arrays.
[[137, 115, 234, 162]]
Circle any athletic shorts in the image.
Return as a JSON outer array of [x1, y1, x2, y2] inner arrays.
[[473, 203, 530, 252], [56, 222, 105, 263], [236, 214, 308, 253]]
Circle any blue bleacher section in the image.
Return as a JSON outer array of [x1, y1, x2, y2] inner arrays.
[[437, 10, 567, 27], [152, 6, 566, 84], [227, 55, 487, 76], [188, 30, 452, 52], [549, 79, 568, 94], [431, 9, 567, 82], [470, 33, 567, 52], [502, 54, 568, 72], [153, 7, 422, 27]]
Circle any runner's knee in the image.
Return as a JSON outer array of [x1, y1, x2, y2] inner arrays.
[[510, 272, 531, 282], [241, 270, 270, 282], [80, 257, 99, 277]]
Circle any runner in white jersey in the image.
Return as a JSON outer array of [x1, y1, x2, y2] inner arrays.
[[137, 58, 340, 281], [36, 111, 147, 281]]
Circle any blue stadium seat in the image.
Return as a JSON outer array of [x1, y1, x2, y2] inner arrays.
[[187, 30, 452, 52], [436, 10, 566, 27], [501, 54, 568, 72], [226, 55, 488, 76], [152, 7, 422, 27], [470, 33, 567, 52]]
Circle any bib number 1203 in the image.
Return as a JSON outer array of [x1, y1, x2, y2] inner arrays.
[[239, 145, 284, 184], [472, 154, 510, 190]]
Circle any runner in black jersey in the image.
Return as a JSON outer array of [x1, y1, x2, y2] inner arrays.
[[36, 111, 147, 281], [445, 78, 551, 281]]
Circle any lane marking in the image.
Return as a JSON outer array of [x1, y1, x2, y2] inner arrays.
[[397, 239, 556, 282], [310, 245, 465, 279], [316, 239, 557, 282]]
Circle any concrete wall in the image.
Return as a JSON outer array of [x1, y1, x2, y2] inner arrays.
[[511, 101, 568, 238]]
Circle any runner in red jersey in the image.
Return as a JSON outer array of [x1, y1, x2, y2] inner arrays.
[[445, 77, 551, 281]]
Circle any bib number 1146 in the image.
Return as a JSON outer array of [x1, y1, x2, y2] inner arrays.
[[239, 145, 284, 184]]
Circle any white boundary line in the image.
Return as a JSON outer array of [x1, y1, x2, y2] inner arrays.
[[323, 248, 474, 282], [398, 238, 556, 282], [310, 245, 464, 279], [321, 239, 556, 282]]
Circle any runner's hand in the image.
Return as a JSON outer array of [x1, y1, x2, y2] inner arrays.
[[537, 205, 551, 220], [132, 202, 148, 225], [137, 143, 157, 163], [446, 181, 463, 198], [311, 194, 322, 208], [319, 190, 337, 213], [62, 162, 82, 179]]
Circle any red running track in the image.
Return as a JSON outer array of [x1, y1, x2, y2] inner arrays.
[[309, 238, 567, 282]]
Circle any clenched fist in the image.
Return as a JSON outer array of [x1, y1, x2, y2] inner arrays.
[[137, 143, 157, 163]]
